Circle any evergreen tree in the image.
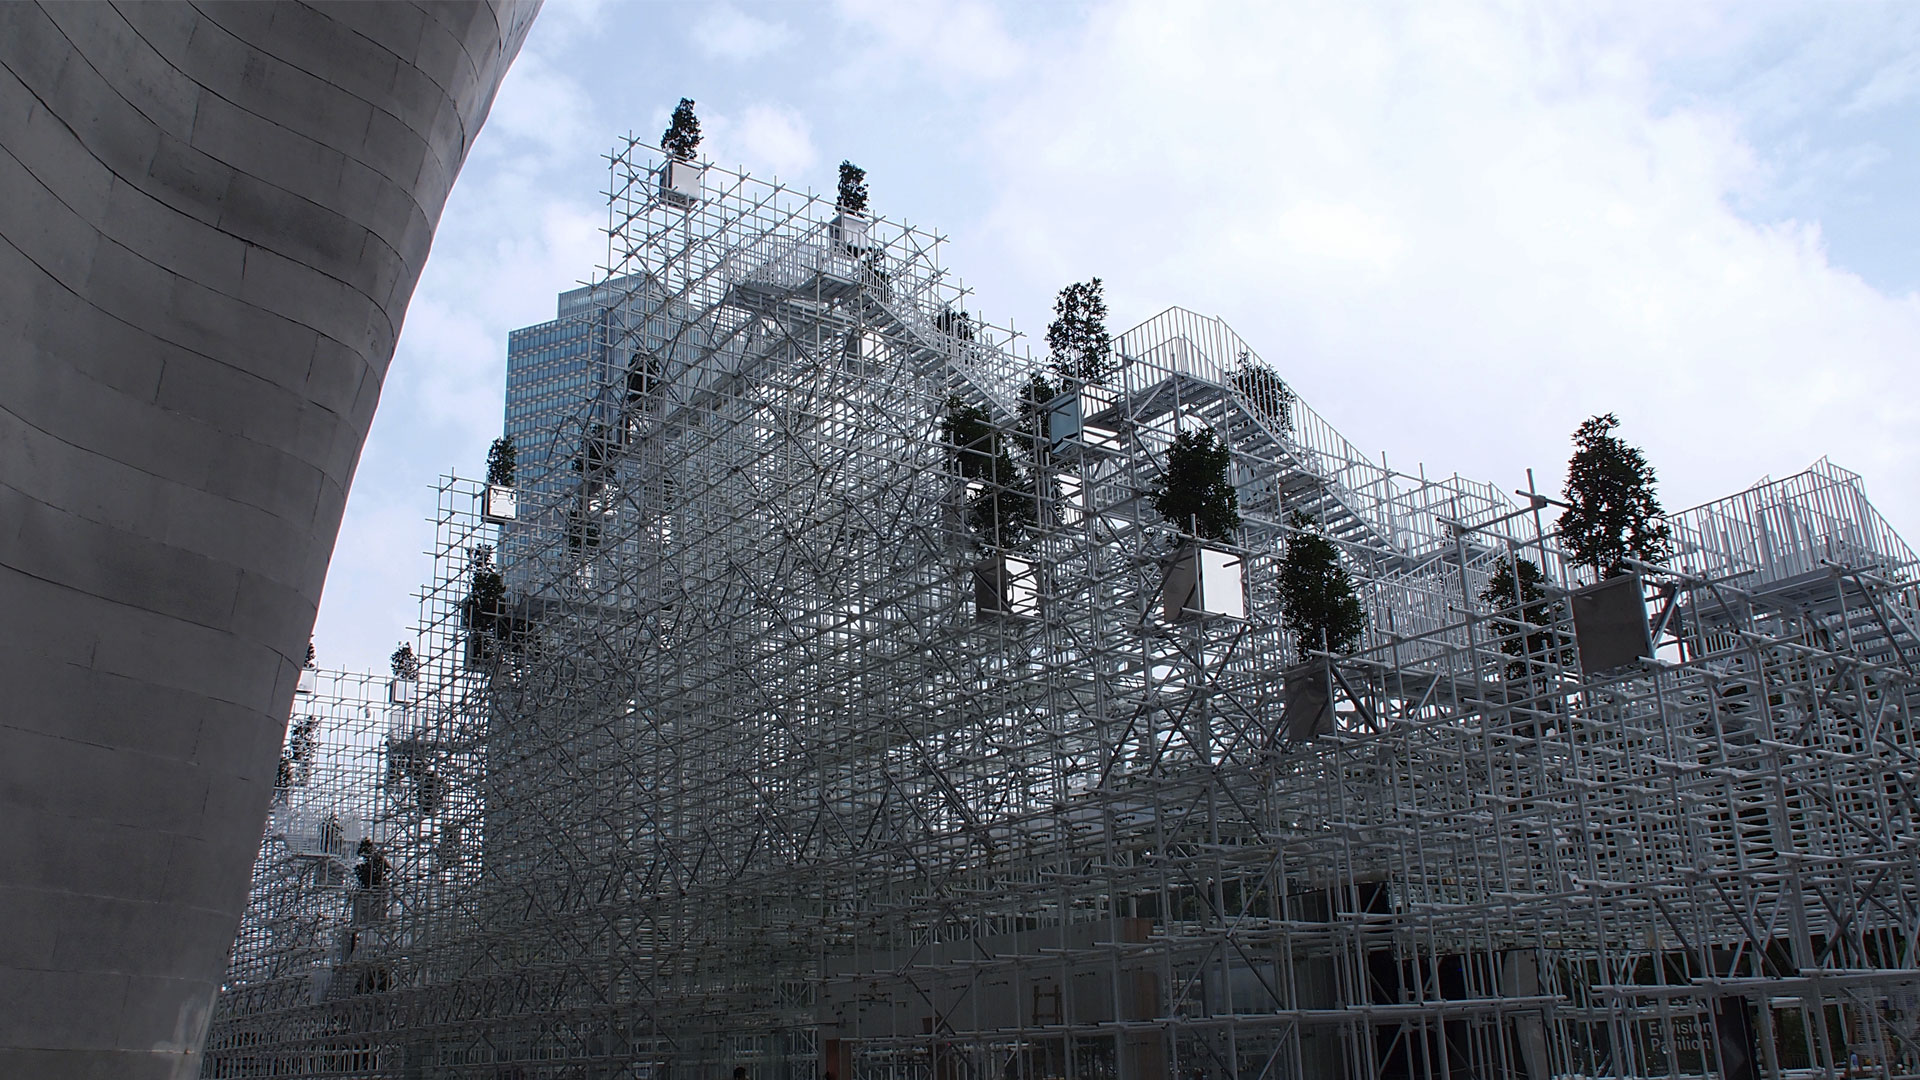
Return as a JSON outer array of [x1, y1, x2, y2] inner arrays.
[[836, 160, 869, 215], [1557, 413, 1671, 579], [1479, 555, 1571, 683], [390, 642, 419, 680], [1279, 513, 1366, 662], [661, 98, 701, 161], [461, 546, 506, 663], [281, 716, 320, 788], [1152, 429, 1241, 542], [1230, 354, 1295, 433], [936, 307, 974, 341], [1047, 279, 1113, 385], [486, 436, 516, 487], [941, 398, 1035, 548]]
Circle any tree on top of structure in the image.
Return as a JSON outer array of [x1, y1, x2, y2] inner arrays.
[[1231, 353, 1295, 434], [462, 547, 503, 630], [1152, 429, 1241, 542], [486, 436, 516, 488], [390, 642, 419, 681], [936, 307, 974, 342], [1557, 413, 1671, 580], [1047, 279, 1113, 385], [1279, 513, 1365, 663], [837, 161, 869, 215], [662, 98, 701, 161]]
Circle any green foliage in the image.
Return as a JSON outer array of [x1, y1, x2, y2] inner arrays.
[[1557, 413, 1671, 579], [1279, 514, 1366, 662], [390, 642, 419, 680], [662, 98, 701, 161], [486, 436, 516, 487], [1152, 429, 1241, 542], [304, 640, 315, 667], [1046, 279, 1113, 385], [942, 397, 1036, 548], [1479, 556, 1571, 682], [861, 247, 890, 289], [462, 546, 504, 635], [942, 399, 998, 481], [836, 160, 869, 215], [627, 350, 664, 402], [278, 715, 321, 789], [936, 307, 974, 341], [1231, 355, 1295, 433]]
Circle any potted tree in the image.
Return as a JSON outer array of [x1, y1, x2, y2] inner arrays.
[[936, 307, 975, 342], [352, 838, 390, 924], [943, 397, 1040, 617], [278, 715, 320, 791], [1557, 414, 1669, 674], [1154, 429, 1244, 620], [1480, 555, 1572, 689], [298, 639, 317, 694], [461, 546, 507, 667], [1278, 513, 1366, 738], [1557, 413, 1671, 582], [388, 642, 419, 705], [1230, 353, 1295, 434], [659, 97, 704, 202], [1278, 513, 1365, 658], [1044, 280, 1122, 449], [483, 435, 517, 522], [832, 160, 870, 251]]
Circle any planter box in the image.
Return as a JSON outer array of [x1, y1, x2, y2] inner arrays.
[[660, 158, 705, 202], [831, 212, 869, 251], [1282, 659, 1333, 742], [388, 677, 417, 705], [1163, 543, 1244, 621], [1046, 385, 1122, 451], [1570, 573, 1651, 675], [297, 667, 316, 695], [975, 554, 1039, 619], [483, 484, 517, 523]]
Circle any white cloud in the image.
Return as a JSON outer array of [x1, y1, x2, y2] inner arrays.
[[832, 0, 1027, 84], [319, 71, 606, 672], [960, 1, 1920, 533], [523, 0, 614, 47], [713, 104, 818, 181], [1846, 51, 1920, 114], [1272, 202, 1403, 275], [319, 2, 1920, 674], [481, 50, 594, 157], [692, 5, 793, 61]]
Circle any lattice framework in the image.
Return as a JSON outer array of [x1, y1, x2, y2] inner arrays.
[[203, 140, 1920, 1080]]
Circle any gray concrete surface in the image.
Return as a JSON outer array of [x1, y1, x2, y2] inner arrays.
[[0, 3, 537, 1075]]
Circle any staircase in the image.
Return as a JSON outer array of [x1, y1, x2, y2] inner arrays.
[[1671, 459, 1920, 673], [1114, 307, 1522, 570]]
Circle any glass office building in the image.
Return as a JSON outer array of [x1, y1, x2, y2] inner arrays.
[[499, 283, 606, 586]]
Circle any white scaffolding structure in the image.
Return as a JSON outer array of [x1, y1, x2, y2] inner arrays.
[[204, 140, 1920, 1080]]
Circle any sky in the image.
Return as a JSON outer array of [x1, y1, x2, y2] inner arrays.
[[313, 0, 1920, 675]]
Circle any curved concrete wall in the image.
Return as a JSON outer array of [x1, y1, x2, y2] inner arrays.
[[0, 3, 537, 1076]]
